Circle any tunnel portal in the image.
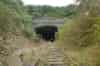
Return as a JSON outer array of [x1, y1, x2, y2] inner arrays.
[[35, 26, 58, 41]]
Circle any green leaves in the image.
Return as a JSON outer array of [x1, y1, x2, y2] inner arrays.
[[0, 3, 16, 32], [25, 5, 77, 17]]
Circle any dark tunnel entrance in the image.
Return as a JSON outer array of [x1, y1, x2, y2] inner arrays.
[[35, 26, 58, 42]]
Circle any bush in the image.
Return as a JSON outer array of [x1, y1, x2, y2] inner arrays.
[[58, 16, 97, 50], [0, 2, 22, 34]]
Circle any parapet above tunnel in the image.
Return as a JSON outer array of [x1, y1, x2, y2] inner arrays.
[[32, 16, 65, 29]]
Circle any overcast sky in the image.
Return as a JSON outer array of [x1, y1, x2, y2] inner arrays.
[[22, 0, 75, 6]]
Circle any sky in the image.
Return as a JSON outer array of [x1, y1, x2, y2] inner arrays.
[[22, 0, 75, 6]]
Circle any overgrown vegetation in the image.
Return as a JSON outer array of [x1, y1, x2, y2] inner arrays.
[[57, 0, 100, 65], [0, 0, 35, 65], [0, 0, 35, 38]]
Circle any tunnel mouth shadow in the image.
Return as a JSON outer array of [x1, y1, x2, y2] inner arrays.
[[35, 26, 58, 42]]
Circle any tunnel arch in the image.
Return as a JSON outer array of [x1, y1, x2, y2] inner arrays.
[[35, 25, 58, 41]]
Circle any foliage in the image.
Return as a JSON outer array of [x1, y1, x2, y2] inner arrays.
[[0, 2, 21, 34], [25, 5, 77, 18], [57, 0, 100, 65], [0, 0, 35, 39]]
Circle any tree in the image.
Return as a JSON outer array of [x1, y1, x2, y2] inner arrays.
[[76, 0, 100, 17], [58, 0, 100, 50]]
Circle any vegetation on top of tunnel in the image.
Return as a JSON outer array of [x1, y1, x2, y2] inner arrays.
[[25, 4, 78, 18]]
